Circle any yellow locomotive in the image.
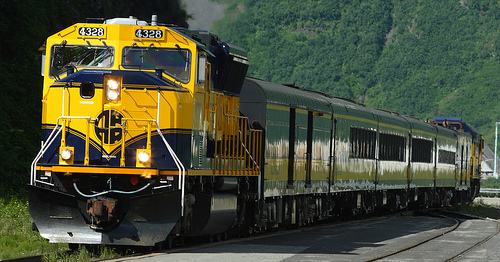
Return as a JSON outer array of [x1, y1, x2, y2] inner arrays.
[[30, 16, 262, 247]]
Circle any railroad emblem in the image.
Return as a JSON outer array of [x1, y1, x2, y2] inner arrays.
[[95, 110, 123, 144]]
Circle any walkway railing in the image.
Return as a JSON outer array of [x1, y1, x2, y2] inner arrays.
[[210, 94, 262, 176]]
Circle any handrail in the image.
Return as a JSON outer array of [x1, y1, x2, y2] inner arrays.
[[31, 127, 62, 185], [154, 122, 186, 216], [30, 116, 93, 185], [210, 97, 263, 175], [32, 115, 187, 215], [119, 118, 186, 216], [239, 129, 261, 171], [123, 87, 148, 93], [119, 118, 153, 168]]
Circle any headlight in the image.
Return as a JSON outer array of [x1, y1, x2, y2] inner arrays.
[[104, 76, 122, 102], [136, 149, 151, 167], [138, 151, 150, 163], [107, 79, 120, 90], [59, 147, 74, 165], [107, 89, 120, 101], [60, 148, 73, 160]]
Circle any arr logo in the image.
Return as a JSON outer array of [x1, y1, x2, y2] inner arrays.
[[95, 110, 123, 144]]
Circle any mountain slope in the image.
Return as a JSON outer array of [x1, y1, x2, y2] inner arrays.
[[212, 0, 500, 146]]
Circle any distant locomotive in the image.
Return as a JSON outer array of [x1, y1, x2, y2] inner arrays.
[[29, 15, 483, 248]]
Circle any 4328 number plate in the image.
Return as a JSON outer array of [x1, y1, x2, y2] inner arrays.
[[79, 27, 105, 37], [135, 29, 164, 39]]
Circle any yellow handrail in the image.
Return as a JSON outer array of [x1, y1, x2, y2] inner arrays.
[[54, 109, 262, 175], [56, 116, 93, 166], [123, 87, 148, 93], [61, 118, 67, 147], [120, 118, 156, 167], [85, 119, 90, 165], [209, 98, 263, 175]]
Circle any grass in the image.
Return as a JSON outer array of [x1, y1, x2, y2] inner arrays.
[[44, 245, 124, 261], [456, 199, 500, 219], [0, 195, 123, 261], [0, 196, 66, 259]]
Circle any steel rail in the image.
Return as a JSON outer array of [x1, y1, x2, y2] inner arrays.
[[362, 211, 460, 262], [363, 210, 500, 262], [445, 213, 500, 262]]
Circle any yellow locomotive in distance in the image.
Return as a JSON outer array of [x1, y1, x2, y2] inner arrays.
[[30, 15, 262, 247]]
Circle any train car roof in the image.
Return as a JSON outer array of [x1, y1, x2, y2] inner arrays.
[[241, 78, 413, 126], [241, 78, 331, 113], [240, 78, 480, 142]]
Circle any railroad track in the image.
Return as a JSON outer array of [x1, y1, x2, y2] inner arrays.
[[7, 209, 499, 261], [444, 212, 500, 262], [364, 209, 500, 262], [95, 211, 441, 261]]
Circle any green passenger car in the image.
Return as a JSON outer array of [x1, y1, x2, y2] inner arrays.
[[240, 77, 481, 224]]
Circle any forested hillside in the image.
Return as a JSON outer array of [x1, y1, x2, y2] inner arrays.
[[0, 0, 188, 195], [212, 0, 500, 147]]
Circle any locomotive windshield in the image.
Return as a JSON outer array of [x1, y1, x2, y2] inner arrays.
[[122, 47, 191, 83], [49, 45, 114, 77]]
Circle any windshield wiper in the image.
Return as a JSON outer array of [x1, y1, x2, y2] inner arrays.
[[102, 41, 112, 54], [162, 75, 183, 89], [50, 40, 67, 79], [123, 43, 138, 58], [175, 44, 188, 62], [54, 40, 67, 54], [140, 43, 155, 58]]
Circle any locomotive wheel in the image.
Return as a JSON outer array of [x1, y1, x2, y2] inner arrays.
[[208, 234, 221, 243], [221, 231, 228, 241], [166, 235, 173, 249], [69, 243, 79, 251]]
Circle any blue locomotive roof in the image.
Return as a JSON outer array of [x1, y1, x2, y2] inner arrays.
[[434, 117, 462, 122], [433, 116, 479, 135]]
